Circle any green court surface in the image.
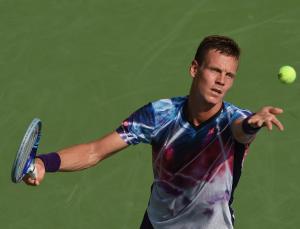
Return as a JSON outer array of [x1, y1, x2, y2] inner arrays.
[[1, 0, 300, 228]]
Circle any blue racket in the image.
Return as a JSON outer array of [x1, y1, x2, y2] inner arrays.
[[11, 118, 42, 183]]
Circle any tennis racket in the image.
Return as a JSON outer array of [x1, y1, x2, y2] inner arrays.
[[11, 118, 42, 183]]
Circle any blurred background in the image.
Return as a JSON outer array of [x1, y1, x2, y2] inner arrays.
[[1, 0, 300, 228]]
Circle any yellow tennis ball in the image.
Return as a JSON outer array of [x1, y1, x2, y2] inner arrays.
[[278, 65, 296, 84]]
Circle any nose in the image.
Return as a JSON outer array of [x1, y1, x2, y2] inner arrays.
[[216, 73, 225, 86]]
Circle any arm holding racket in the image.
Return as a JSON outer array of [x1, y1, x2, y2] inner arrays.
[[231, 106, 284, 144], [23, 131, 128, 186]]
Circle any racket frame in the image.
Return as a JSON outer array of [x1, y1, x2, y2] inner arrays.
[[11, 118, 42, 183]]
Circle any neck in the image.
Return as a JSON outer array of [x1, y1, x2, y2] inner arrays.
[[186, 94, 222, 127]]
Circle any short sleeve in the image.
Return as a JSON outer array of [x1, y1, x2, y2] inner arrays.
[[116, 103, 155, 145], [231, 108, 252, 122]]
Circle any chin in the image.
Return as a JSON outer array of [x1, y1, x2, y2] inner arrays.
[[205, 96, 222, 106]]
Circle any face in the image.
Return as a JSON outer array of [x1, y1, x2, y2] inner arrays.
[[189, 49, 238, 107]]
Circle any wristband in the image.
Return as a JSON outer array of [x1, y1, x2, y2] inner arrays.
[[242, 115, 261, 135], [36, 152, 61, 172]]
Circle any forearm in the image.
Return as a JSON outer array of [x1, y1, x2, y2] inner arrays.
[[58, 132, 128, 171], [37, 131, 128, 172], [58, 143, 98, 171]]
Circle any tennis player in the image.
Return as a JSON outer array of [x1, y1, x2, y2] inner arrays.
[[24, 35, 284, 229]]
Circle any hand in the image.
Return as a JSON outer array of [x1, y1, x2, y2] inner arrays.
[[248, 106, 284, 131], [23, 158, 45, 186]]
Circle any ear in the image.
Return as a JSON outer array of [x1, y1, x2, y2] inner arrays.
[[189, 60, 199, 78]]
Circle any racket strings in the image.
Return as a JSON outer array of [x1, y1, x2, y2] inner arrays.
[[12, 118, 42, 183], [16, 127, 39, 178]]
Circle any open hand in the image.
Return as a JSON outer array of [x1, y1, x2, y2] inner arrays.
[[248, 106, 284, 131]]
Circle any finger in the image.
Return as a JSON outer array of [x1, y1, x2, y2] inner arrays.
[[247, 117, 256, 125], [248, 117, 261, 127], [257, 119, 264, 127], [269, 107, 284, 115], [27, 177, 36, 185], [23, 175, 37, 186], [23, 179, 36, 186], [272, 117, 284, 131], [265, 120, 273, 130]]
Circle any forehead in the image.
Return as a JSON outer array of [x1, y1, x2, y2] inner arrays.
[[203, 49, 239, 71]]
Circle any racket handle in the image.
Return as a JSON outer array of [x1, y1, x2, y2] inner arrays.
[[27, 162, 37, 180]]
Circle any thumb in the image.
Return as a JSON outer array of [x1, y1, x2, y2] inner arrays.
[[34, 179, 40, 186]]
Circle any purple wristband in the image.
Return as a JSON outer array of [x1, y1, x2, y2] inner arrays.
[[242, 114, 261, 135], [36, 152, 61, 172]]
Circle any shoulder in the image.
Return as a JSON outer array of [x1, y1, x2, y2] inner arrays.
[[130, 96, 186, 122], [151, 96, 186, 112], [151, 96, 187, 123]]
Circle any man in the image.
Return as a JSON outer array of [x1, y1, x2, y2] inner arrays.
[[24, 35, 284, 229]]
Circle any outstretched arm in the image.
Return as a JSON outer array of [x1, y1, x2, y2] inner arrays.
[[231, 106, 284, 144], [58, 131, 128, 171], [24, 131, 128, 186]]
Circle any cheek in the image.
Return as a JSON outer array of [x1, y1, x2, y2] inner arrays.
[[197, 78, 211, 91], [224, 80, 234, 91], [198, 71, 214, 85]]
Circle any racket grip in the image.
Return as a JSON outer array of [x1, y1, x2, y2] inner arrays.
[[27, 162, 38, 179]]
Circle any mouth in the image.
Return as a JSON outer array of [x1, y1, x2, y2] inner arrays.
[[211, 88, 222, 95]]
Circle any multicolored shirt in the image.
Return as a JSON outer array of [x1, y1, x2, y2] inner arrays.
[[116, 96, 252, 229]]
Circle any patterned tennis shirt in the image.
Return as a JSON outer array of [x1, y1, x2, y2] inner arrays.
[[116, 96, 252, 229]]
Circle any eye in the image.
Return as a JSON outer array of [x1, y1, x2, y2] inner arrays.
[[210, 67, 221, 74], [226, 73, 235, 79]]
